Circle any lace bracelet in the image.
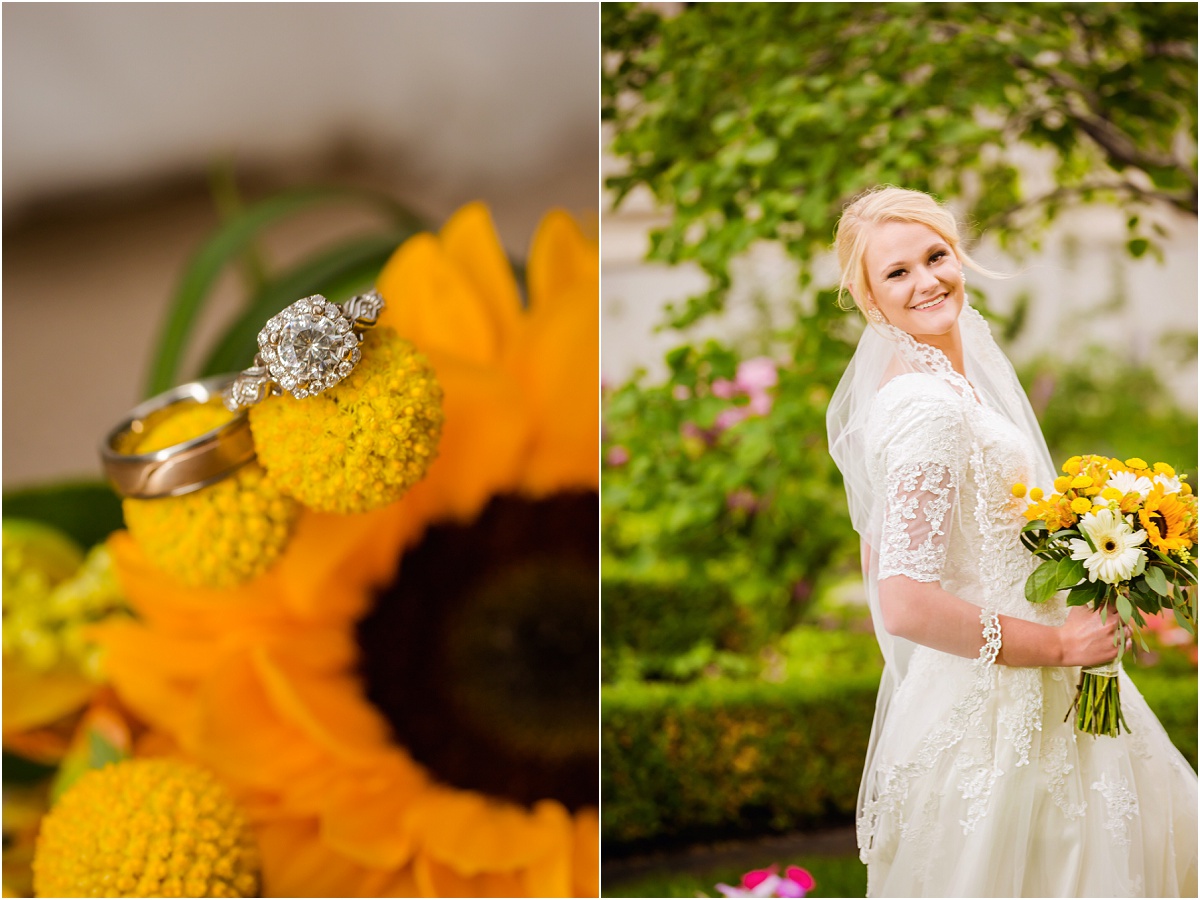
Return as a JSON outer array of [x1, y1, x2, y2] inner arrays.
[[978, 609, 1002, 666]]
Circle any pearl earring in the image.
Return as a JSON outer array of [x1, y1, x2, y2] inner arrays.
[[866, 306, 885, 323]]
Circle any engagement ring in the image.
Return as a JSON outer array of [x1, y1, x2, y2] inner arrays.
[[101, 375, 256, 499], [224, 290, 385, 411]]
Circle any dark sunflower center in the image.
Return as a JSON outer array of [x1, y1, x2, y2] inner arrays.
[[1104, 539, 1117, 552], [1150, 512, 1168, 538], [356, 491, 598, 811]]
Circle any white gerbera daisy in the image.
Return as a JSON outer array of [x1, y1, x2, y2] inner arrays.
[[1069, 507, 1148, 584], [1106, 470, 1154, 499]]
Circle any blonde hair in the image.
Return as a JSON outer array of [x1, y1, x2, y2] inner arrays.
[[833, 186, 995, 314]]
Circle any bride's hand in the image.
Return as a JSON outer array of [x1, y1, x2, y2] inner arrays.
[[1058, 604, 1125, 667]]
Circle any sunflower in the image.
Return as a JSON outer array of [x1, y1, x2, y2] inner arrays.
[[1139, 485, 1192, 553], [94, 203, 598, 898]]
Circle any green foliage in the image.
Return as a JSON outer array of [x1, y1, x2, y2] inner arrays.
[[602, 643, 1197, 849], [1019, 344, 1199, 479], [603, 2, 1198, 327], [602, 669, 881, 846], [602, 561, 750, 684], [1, 482, 124, 549], [603, 298, 860, 651]]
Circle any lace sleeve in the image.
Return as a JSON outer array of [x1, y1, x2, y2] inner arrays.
[[869, 375, 967, 584]]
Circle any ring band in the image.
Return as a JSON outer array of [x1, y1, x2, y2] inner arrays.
[[224, 290, 385, 411], [100, 375, 256, 499]]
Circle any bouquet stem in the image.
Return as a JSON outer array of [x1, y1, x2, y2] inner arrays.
[[1067, 661, 1129, 737]]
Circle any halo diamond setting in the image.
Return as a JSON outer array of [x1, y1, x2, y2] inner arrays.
[[224, 291, 383, 411]]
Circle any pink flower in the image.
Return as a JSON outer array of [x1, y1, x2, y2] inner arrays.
[[736, 357, 778, 393], [606, 445, 630, 466], [785, 867, 816, 892], [714, 407, 749, 432], [715, 864, 815, 898], [711, 377, 738, 399], [727, 489, 758, 512], [748, 391, 772, 417], [673, 384, 692, 400]]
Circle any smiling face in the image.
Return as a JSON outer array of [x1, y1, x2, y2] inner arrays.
[[859, 220, 965, 345]]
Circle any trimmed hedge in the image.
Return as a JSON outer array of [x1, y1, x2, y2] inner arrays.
[[602, 565, 746, 682], [602, 672, 879, 847], [602, 664, 1197, 850]]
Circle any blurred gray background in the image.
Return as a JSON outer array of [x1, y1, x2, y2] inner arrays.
[[4, 3, 598, 486]]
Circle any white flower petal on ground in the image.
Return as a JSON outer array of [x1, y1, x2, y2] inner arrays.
[[1072, 507, 1148, 584]]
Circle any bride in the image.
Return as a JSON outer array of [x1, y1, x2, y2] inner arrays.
[[825, 186, 1197, 897]]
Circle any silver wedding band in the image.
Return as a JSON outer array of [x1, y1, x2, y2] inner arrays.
[[100, 375, 256, 499]]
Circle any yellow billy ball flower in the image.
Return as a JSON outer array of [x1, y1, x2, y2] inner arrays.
[[1063, 456, 1083, 476], [1154, 462, 1176, 477], [32, 758, 259, 898], [1125, 457, 1149, 470], [1070, 475, 1094, 489], [1183, 482, 1194, 497], [122, 402, 300, 589], [1011, 482, 1027, 499], [1029, 487, 1044, 502], [249, 327, 444, 514], [1071, 496, 1093, 515], [1101, 487, 1124, 502], [1053, 476, 1072, 494]]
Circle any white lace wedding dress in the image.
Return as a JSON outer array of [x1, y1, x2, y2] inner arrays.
[[857, 369, 1198, 897]]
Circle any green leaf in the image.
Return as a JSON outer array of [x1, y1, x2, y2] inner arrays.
[[145, 187, 424, 397], [2, 481, 124, 547], [1055, 556, 1086, 589], [1025, 559, 1062, 604], [1127, 238, 1150, 258], [198, 231, 411, 378], [1173, 604, 1196, 635], [1144, 565, 1170, 597], [1065, 578, 1104, 607], [1116, 592, 1134, 624]]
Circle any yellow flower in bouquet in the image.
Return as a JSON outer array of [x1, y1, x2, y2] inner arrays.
[[93, 203, 598, 898], [1017, 453, 1197, 737]]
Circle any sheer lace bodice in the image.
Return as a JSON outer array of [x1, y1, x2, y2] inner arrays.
[[866, 372, 1063, 628]]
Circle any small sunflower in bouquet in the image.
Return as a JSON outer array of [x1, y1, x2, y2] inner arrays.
[[1016, 454, 1197, 737], [6, 189, 598, 897]]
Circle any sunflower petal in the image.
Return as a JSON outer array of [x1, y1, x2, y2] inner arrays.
[[440, 203, 522, 348], [376, 234, 500, 367], [571, 807, 600, 898], [256, 817, 409, 898], [527, 210, 597, 316], [509, 289, 598, 494], [408, 788, 569, 874], [414, 854, 527, 898]]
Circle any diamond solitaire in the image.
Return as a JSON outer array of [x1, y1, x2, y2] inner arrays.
[[225, 291, 384, 410]]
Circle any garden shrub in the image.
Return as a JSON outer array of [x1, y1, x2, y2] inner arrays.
[[602, 660, 1197, 851], [602, 561, 749, 683]]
